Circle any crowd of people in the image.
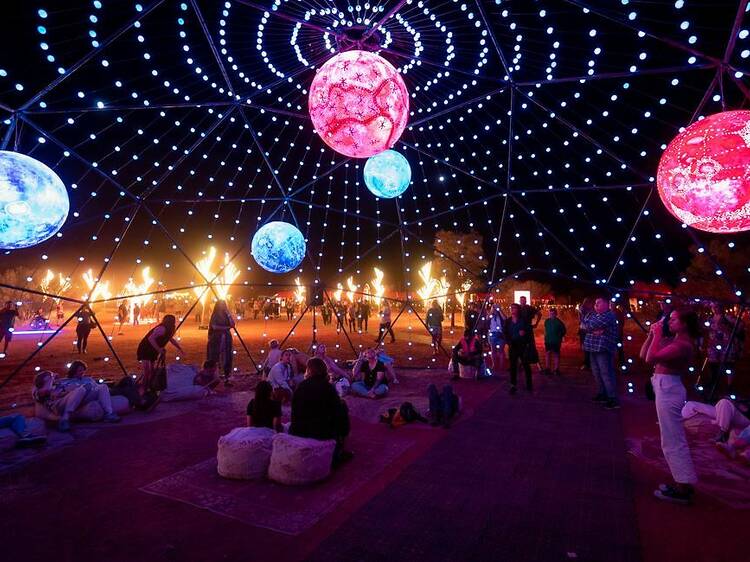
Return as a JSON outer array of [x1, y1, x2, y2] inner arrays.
[[7, 291, 747, 507]]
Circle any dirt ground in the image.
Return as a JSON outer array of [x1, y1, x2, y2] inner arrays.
[[1, 309, 658, 409]]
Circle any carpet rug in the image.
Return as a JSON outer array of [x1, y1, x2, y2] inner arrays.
[[306, 379, 642, 562], [626, 415, 750, 509], [140, 431, 414, 535]]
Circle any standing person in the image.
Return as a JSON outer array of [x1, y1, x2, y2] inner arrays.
[[581, 297, 619, 409], [488, 304, 506, 374], [157, 299, 167, 322], [705, 303, 744, 398], [0, 301, 20, 356], [136, 314, 183, 394], [358, 299, 370, 332], [347, 302, 357, 333], [463, 301, 478, 334], [133, 302, 141, 326], [377, 303, 396, 343], [206, 300, 235, 386], [578, 298, 594, 371], [640, 309, 701, 504], [518, 296, 542, 331], [426, 300, 444, 355], [543, 308, 567, 376], [117, 301, 128, 335], [75, 307, 94, 354], [504, 304, 535, 394], [286, 299, 294, 321], [55, 303, 64, 325]]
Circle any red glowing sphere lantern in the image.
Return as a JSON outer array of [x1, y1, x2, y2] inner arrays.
[[657, 110, 750, 233], [308, 50, 409, 159]]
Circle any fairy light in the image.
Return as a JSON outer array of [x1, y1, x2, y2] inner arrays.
[[0, 0, 746, 377]]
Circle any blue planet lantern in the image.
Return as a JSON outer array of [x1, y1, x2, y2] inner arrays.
[[363, 149, 411, 199], [251, 221, 306, 273], [0, 150, 69, 250]]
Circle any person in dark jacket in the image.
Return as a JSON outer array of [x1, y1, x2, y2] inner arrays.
[[504, 303, 535, 394], [290, 357, 352, 466]]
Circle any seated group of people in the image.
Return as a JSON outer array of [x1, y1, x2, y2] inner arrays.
[[31, 361, 121, 432], [247, 356, 352, 465], [263, 341, 398, 402]]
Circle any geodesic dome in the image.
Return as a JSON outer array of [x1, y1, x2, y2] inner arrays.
[[2, 0, 750, 388]]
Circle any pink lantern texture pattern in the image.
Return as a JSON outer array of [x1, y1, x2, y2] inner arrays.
[[657, 110, 750, 233], [308, 50, 409, 158]]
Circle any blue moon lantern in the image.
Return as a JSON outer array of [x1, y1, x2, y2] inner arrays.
[[363, 149, 411, 199], [251, 221, 306, 273], [0, 150, 69, 250]]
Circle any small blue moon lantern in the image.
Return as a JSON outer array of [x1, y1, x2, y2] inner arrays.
[[363, 149, 411, 199], [251, 221, 306, 273]]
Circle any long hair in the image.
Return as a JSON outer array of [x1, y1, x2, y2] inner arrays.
[[254, 380, 273, 403], [161, 314, 177, 337], [305, 357, 328, 380], [67, 360, 87, 378], [674, 308, 701, 341], [210, 300, 229, 322]]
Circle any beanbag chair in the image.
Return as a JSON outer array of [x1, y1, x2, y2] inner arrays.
[[268, 433, 336, 485], [217, 427, 275, 480]]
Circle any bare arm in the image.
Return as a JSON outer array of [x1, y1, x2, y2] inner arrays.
[[639, 330, 654, 360], [169, 337, 183, 352]]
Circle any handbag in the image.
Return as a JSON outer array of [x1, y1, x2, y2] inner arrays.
[[149, 357, 168, 392]]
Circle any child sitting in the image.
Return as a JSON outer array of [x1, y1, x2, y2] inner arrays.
[[246, 380, 282, 432], [194, 359, 220, 391]]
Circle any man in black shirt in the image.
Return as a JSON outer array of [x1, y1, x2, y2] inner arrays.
[[0, 301, 20, 356]]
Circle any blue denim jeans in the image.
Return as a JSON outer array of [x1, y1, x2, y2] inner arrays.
[[0, 414, 26, 436], [351, 381, 388, 397], [590, 350, 616, 400], [428, 384, 458, 423]]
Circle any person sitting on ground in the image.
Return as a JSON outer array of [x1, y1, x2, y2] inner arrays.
[[290, 357, 352, 466], [246, 380, 282, 432], [263, 339, 282, 376], [267, 349, 295, 404], [32, 370, 120, 432], [427, 384, 460, 429], [373, 343, 399, 384], [543, 308, 567, 376], [65, 360, 122, 422], [351, 348, 390, 398], [706, 397, 750, 444], [716, 422, 750, 465], [0, 414, 47, 448], [194, 359, 221, 391], [450, 328, 485, 380], [314, 344, 351, 382]]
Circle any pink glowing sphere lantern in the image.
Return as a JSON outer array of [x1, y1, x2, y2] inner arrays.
[[657, 110, 750, 233], [308, 50, 409, 159]]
